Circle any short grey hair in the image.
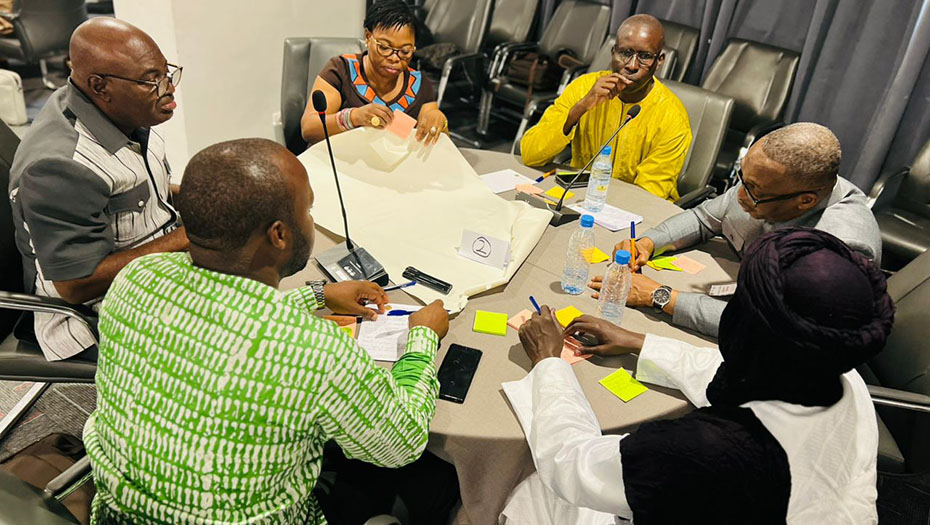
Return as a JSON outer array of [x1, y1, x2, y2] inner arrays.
[[759, 122, 841, 189]]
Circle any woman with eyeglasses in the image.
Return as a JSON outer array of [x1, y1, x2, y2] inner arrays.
[[301, 0, 448, 147]]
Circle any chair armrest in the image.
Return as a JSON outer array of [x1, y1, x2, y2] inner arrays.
[[0, 292, 98, 340], [43, 456, 91, 500], [742, 120, 784, 149], [556, 63, 590, 94], [867, 166, 909, 211], [489, 42, 538, 79], [441, 51, 486, 74], [675, 185, 716, 209], [869, 385, 930, 414]]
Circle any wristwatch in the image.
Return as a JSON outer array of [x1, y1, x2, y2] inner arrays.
[[308, 280, 327, 308], [652, 285, 672, 312]]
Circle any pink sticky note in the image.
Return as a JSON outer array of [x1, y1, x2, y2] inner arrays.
[[515, 184, 544, 195], [386, 109, 417, 139], [509, 310, 591, 365], [673, 255, 706, 275]]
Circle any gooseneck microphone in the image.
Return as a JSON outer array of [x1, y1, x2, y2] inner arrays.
[[310, 90, 389, 285], [313, 91, 353, 251], [516, 104, 641, 226]]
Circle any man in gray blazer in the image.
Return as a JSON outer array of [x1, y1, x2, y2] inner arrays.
[[590, 122, 881, 338]]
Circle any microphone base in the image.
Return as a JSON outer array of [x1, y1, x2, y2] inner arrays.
[[315, 242, 389, 286], [515, 191, 581, 226]]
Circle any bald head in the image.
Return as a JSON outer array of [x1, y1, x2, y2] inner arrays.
[[70, 18, 160, 83], [757, 123, 841, 189], [178, 139, 304, 251], [617, 14, 664, 51]]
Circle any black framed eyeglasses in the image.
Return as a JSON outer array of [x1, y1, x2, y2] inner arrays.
[[737, 168, 819, 206], [370, 38, 415, 61], [611, 45, 659, 66], [96, 63, 183, 98]]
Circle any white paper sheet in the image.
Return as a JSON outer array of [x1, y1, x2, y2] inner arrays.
[[480, 169, 537, 194], [357, 316, 409, 362], [300, 128, 552, 312], [568, 203, 643, 232]]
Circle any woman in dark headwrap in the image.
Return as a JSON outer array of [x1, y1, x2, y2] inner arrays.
[[503, 227, 895, 525]]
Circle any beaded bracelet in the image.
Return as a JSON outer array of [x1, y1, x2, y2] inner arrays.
[[337, 108, 356, 131]]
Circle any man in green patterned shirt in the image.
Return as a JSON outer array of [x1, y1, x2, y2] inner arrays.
[[83, 138, 451, 523]]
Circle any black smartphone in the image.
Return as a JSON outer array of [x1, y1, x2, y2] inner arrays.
[[438, 344, 482, 404], [556, 171, 590, 189]]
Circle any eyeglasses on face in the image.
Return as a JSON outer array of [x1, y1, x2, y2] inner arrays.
[[96, 63, 183, 98], [370, 38, 415, 61], [611, 45, 659, 66], [737, 168, 819, 206]]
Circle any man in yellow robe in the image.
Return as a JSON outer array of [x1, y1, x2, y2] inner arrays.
[[520, 14, 691, 202]]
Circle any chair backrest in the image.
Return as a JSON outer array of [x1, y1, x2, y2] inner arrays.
[[587, 35, 677, 81], [14, 0, 87, 60], [424, 0, 492, 53], [895, 139, 930, 217], [864, 248, 930, 472], [486, 0, 539, 49], [0, 119, 22, 338], [660, 20, 700, 82], [664, 80, 734, 197], [280, 37, 363, 155], [701, 38, 799, 133], [538, 0, 610, 64]]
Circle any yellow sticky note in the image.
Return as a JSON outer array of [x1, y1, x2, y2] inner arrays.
[[555, 305, 584, 327], [474, 310, 508, 336], [650, 256, 683, 271], [582, 247, 610, 264], [599, 368, 648, 402], [544, 186, 574, 200]]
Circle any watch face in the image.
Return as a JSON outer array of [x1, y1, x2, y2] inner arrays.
[[653, 287, 671, 305]]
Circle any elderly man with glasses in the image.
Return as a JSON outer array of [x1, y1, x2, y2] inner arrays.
[[590, 122, 881, 338], [7, 17, 188, 362], [520, 14, 692, 201]]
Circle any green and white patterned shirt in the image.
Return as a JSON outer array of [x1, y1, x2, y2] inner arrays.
[[83, 252, 440, 524]]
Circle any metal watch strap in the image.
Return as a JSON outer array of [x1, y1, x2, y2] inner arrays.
[[308, 280, 327, 308]]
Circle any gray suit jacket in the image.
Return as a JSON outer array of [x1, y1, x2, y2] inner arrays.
[[642, 176, 881, 338]]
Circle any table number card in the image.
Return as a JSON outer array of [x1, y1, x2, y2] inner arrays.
[[458, 230, 511, 270]]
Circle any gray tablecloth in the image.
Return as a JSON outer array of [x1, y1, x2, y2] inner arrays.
[[285, 148, 741, 525]]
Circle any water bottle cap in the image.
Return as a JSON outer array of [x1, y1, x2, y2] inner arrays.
[[580, 214, 595, 227], [600, 145, 612, 156], [615, 250, 631, 265]]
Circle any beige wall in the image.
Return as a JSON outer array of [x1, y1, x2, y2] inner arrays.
[[113, 0, 365, 177]]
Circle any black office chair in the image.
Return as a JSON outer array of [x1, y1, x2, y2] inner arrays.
[[665, 80, 734, 209], [0, 0, 88, 90], [476, 0, 610, 138], [0, 119, 97, 443], [700, 39, 799, 189], [277, 37, 364, 155], [868, 139, 930, 271], [660, 20, 700, 83]]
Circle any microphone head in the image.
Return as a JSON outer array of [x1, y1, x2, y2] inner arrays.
[[312, 90, 327, 113], [627, 105, 641, 120]]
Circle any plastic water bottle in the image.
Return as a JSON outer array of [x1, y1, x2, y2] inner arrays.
[[583, 145, 612, 212], [561, 214, 596, 294], [597, 250, 632, 325]]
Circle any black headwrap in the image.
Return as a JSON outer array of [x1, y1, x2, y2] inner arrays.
[[706, 227, 895, 407]]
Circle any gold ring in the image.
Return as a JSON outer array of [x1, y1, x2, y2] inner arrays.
[[429, 126, 438, 134], [371, 116, 382, 127]]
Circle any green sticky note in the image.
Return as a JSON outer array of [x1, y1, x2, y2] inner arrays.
[[473, 310, 509, 336], [599, 368, 648, 402], [650, 256, 683, 271]]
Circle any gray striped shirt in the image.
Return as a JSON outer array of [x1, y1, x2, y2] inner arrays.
[[7, 82, 179, 360]]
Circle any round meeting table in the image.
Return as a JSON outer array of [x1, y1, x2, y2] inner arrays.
[[284, 147, 741, 525]]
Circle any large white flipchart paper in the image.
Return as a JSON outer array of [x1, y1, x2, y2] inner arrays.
[[299, 128, 551, 312]]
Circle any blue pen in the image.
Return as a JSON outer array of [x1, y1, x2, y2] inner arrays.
[[630, 221, 636, 239], [383, 280, 417, 292], [529, 296, 541, 313], [386, 309, 415, 316]]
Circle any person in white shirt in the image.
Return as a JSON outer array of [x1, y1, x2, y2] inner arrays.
[[502, 227, 894, 524]]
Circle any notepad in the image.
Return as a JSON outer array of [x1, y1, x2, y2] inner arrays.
[[555, 305, 584, 327], [672, 254, 706, 275], [544, 186, 574, 200], [515, 183, 544, 195], [582, 247, 610, 264], [508, 309, 591, 365], [599, 368, 648, 402], [473, 310, 508, 336], [480, 169, 537, 194], [386, 109, 417, 139]]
